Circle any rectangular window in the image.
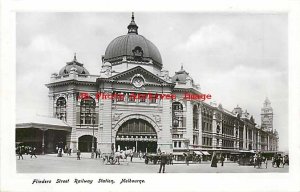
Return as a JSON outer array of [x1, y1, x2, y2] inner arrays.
[[179, 142, 181, 148], [85, 116, 91, 124], [150, 95, 156, 103], [116, 93, 125, 102], [128, 93, 136, 102], [203, 137, 207, 146], [139, 94, 147, 103], [139, 97, 146, 103], [174, 142, 177, 148]]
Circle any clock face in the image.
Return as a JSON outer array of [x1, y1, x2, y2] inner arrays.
[[132, 74, 144, 88]]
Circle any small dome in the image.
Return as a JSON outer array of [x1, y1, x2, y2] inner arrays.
[[171, 65, 193, 83], [59, 54, 89, 76], [103, 13, 162, 69]]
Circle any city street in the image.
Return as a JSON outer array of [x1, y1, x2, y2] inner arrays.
[[16, 153, 289, 173]]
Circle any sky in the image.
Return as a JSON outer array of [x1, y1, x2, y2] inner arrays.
[[16, 12, 288, 151]]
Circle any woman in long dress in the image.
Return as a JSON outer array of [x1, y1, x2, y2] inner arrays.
[[211, 152, 218, 167]]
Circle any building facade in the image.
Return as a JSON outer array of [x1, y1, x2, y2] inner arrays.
[[28, 13, 279, 155]]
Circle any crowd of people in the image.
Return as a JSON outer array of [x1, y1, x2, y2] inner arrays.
[[272, 153, 289, 168], [16, 145, 37, 160]]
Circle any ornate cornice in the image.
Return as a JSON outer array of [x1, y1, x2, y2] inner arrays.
[[46, 79, 96, 88]]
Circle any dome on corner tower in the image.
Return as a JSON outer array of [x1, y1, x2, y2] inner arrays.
[[171, 65, 193, 84], [58, 54, 90, 76], [103, 13, 163, 69]]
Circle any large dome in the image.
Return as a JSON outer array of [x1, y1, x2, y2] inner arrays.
[[103, 13, 162, 68]]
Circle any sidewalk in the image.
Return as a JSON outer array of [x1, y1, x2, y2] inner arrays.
[[46, 153, 236, 164]]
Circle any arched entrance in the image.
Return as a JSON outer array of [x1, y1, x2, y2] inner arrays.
[[78, 135, 97, 152], [116, 118, 157, 153]]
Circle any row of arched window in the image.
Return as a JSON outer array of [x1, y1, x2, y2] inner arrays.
[[57, 98, 200, 127]]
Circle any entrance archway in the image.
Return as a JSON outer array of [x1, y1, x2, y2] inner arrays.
[[78, 135, 97, 152], [116, 118, 157, 153]]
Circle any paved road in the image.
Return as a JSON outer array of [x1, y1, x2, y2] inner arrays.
[[16, 153, 289, 173]]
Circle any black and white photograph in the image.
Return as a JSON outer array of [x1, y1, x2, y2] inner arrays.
[[1, 1, 300, 192], [15, 12, 288, 173]]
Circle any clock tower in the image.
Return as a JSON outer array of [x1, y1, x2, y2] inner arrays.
[[261, 97, 273, 132]]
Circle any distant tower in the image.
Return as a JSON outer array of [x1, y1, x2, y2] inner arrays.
[[261, 97, 273, 131]]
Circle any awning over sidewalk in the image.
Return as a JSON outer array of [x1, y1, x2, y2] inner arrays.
[[201, 151, 211, 155], [239, 150, 256, 153], [193, 151, 203, 155], [172, 152, 184, 156], [16, 115, 71, 132]]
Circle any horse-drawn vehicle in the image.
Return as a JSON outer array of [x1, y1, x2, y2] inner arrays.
[[101, 149, 133, 165], [237, 151, 268, 168], [144, 153, 173, 165], [237, 151, 255, 166], [145, 153, 160, 164]]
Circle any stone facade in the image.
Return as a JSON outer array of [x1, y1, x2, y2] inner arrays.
[[45, 14, 279, 154]]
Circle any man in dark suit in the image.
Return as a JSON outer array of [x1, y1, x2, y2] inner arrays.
[[220, 154, 225, 166], [77, 150, 81, 160], [159, 152, 167, 173]]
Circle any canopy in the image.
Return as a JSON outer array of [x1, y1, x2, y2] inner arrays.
[[172, 152, 184, 156], [201, 151, 211, 155], [193, 151, 203, 155]]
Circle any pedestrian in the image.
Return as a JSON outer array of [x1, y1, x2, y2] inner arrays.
[[211, 152, 218, 168], [130, 151, 134, 162], [158, 151, 167, 173], [276, 156, 281, 168], [95, 149, 98, 158], [185, 150, 190, 166], [139, 151, 142, 160], [64, 146, 68, 154], [273, 153, 278, 167], [95, 150, 99, 159], [220, 154, 224, 166], [30, 147, 37, 158], [264, 156, 268, 169], [68, 148, 72, 156], [157, 147, 161, 154], [77, 150, 81, 160], [97, 149, 101, 159], [199, 155, 202, 164], [170, 153, 173, 165], [57, 148, 62, 157], [17, 146, 24, 160]]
